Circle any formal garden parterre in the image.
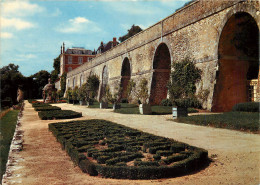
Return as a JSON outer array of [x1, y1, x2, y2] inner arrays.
[[29, 100, 82, 120], [49, 119, 208, 179]]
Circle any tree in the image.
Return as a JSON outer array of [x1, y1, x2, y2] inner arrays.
[[0, 64, 26, 106], [50, 56, 60, 83], [30, 70, 50, 98], [119, 25, 143, 43], [60, 72, 67, 96]]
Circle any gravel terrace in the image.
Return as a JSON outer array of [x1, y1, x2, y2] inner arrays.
[[2, 101, 259, 185]]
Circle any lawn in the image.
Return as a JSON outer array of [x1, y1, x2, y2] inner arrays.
[[176, 112, 259, 133], [0, 110, 19, 180]]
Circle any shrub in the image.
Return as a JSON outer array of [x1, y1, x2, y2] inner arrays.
[[121, 98, 129, 103], [34, 106, 61, 111], [160, 99, 172, 106], [38, 110, 82, 120], [49, 119, 208, 179], [232, 102, 259, 112]]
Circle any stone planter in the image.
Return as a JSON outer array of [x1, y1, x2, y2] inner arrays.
[[100, 102, 108, 109], [139, 104, 152, 115], [172, 107, 188, 119], [113, 103, 121, 111]]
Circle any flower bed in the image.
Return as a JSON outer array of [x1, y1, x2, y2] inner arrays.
[[39, 110, 82, 120], [49, 119, 208, 179]]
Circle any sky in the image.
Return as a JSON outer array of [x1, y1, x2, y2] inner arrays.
[[0, 0, 189, 77]]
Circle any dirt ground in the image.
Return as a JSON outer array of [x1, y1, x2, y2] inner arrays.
[[2, 101, 260, 185]]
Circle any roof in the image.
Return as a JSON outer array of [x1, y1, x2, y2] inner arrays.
[[97, 41, 119, 54], [65, 48, 94, 55]]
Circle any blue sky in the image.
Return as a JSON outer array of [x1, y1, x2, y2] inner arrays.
[[1, 0, 188, 76]]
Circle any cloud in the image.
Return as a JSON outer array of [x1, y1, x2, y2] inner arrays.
[[56, 17, 101, 34], [1, 17, 35, 30], [2, 1, 44, 17], [1, 32, 13, 39]]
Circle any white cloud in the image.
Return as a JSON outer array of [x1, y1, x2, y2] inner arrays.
[[1, 17, 35, 30], [56, 17, 101, 34], [1, 32, 13, 39], [2, 1, 44, 17]]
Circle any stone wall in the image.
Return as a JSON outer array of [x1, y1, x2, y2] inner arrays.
[[66, 0, 259, 111]]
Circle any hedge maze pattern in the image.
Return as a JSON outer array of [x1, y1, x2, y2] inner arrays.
[[49, 119, 208, 179]]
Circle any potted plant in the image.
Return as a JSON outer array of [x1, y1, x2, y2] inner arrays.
[[106, 85, 122, 110], [65, 87, 73, 104], [71, 86, 79, 104], [86, 74, 100, 106], [167, 58, 201, 118], [78, 85, 86, 106], [137, 78, 152, 115]]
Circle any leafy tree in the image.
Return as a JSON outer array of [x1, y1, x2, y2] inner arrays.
[[119, 25, 143, 43], [30, 70, 50, 98], [60, 72, 67, 96], [0, 64, 25, 106], [50, 56, 60, 83]]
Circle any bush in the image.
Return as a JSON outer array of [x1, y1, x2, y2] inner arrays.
[[232, 102, 259, 112], [49, 119, 208, 179], [121, 98, 129, 103], [160, 99, 172, 106], [34, 106, 61, 111], [38, 110, 82, 120]]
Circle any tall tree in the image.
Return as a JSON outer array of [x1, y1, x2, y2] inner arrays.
[[0, 64, 25, 106], [119, 25, 143, 43], [51, 56, 60, 83], [30, 70, 50, 98]]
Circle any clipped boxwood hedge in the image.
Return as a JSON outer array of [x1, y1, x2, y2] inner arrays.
[[49, 119, 208, 179], [232, 102, 259, 112], [34, 106, 61, 111], [39, 110, 82, 120]]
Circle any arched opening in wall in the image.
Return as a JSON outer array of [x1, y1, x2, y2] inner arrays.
[[212, 12, 259, 112], [120, 58, 131, 99], [100, 65, 108, 100], [149, 43, 171, 105]]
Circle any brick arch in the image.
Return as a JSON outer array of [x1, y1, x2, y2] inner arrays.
[[149, 43, 171, 105], [120, 57, 131, 99], [212, 11, 259, 112]]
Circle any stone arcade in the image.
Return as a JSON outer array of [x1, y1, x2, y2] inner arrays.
[[63, 0, 259, 112]]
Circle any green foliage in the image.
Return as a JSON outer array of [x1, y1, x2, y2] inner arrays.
[[168, 59, 201, 100], [161, 99, 173, 106], [38, 110, 82, 120], [119, 24, 143, 43], [0, 64, 25, 105], [49, 119, 208, 179], [86, 74, 100, 100], [34, 106, 61, 111], [72, 86, 79, 101], [0, 110, 19, 180], [60, 72, 67, 96], [137, 78, 149, 104], [232, 102, 259, 112], [30, 70, 51, 98], [177, 112, 259, 132], [65, 87, 72, 100]]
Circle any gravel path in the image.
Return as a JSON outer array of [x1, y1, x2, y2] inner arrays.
[[2, 101, 259, 185]]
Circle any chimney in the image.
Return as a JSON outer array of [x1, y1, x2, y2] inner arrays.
[[63, 42, 65, 53], [60, 45, 62, 54], [113, 37, 117, 47]]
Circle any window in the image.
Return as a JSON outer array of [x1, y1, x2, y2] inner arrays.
[[68, 56, 72, 64], [68, 67, 72, 72], [78, 57, 83, 64]]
